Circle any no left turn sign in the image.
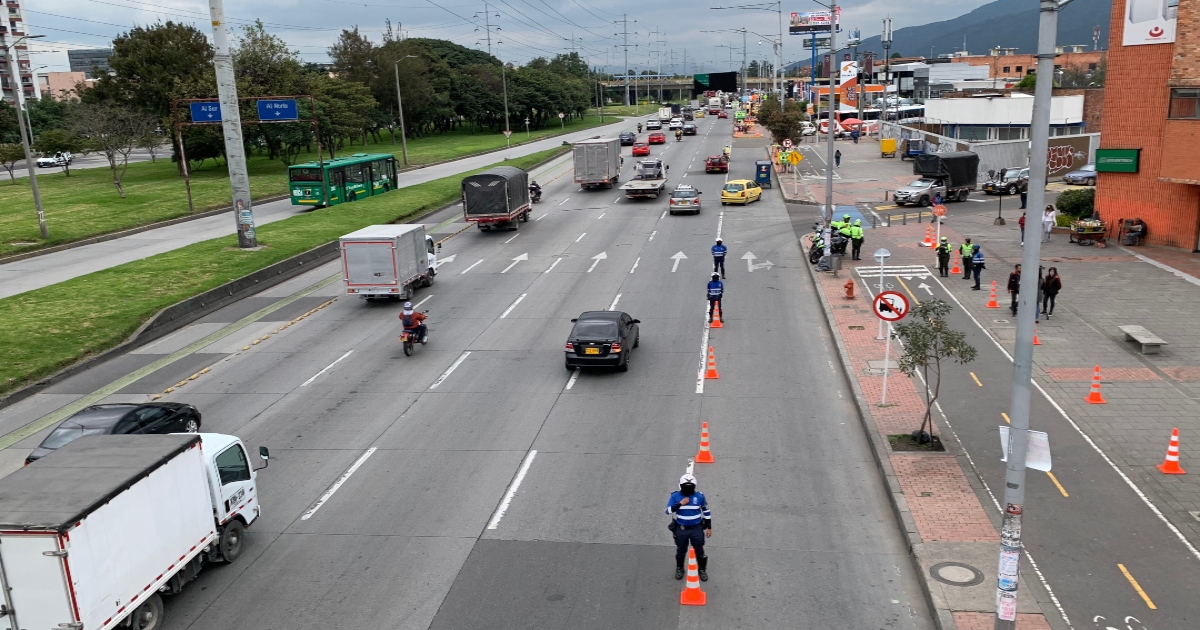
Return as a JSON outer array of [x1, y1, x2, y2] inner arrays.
[[873, 291, 910, 322]]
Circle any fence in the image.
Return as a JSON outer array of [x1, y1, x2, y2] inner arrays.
[[880, 122, 1100, 182]]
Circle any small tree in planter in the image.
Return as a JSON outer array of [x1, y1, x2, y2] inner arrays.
[[894, 299, 977, 445]]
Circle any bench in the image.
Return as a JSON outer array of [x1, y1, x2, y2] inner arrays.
[[1118, 325, 1168, 355]]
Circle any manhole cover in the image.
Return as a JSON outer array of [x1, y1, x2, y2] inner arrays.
[[929, 562, 985, 587], [867, 360, 899, 370], [849, 325, 865, 330], [993, 319, 1010, 324]]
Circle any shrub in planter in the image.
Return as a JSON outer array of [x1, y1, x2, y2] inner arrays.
[[1055, 188, 1095, 219]]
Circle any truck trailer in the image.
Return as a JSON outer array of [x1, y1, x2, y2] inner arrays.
[[461, 166, 532, 232], [573, 138, 622, 189], [619, 159, 669, 199], [340, 224, 437, 301], [0, 433, 264, 630]]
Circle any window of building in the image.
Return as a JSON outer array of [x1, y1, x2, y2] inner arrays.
[[1168, 88, 1200, 119], [1016, 66, 1023, 73], [995, 127, 1026, 141], [1088, 63, 1097, 71], [958, 126, 990, 141], [1002, 66, 1010, 73]]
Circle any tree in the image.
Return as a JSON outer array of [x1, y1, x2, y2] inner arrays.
[[891, 52, 902, 59], [138, 131, 165, 163], [893, 300, 977, 443], [71, 103, 158, 197], [33, 129, 85, 176], [27, 95, 71, 137], [756, 96, 808, 145], [1055, 188, 1094, 218], [1015, 72, 1037, 89], [0, 143, 25, 183], [0, 101, 20, 144]]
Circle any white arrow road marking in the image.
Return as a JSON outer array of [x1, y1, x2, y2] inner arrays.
[[917, 282, 933, 295], [671, 251, 688, 272], [741, 251, 775, 272], [430, 351, 471, 389], [587, 252, 607, 273], [500, 293, 527, 319], [501, 253, 528, 273], [460, 259, 483, 274], [434, 254, 456, 268]]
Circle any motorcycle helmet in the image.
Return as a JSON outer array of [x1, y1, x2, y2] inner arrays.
[[715, 238, 722, 244], [403, 302, 413, 309], [712, 273, 720, 281]]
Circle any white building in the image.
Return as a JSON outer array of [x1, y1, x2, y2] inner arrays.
[[922, 93, 1085, 141]]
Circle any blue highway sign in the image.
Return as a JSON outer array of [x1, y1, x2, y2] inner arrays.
[[257, 99, 298, 121], [190, 102, 222, 122]]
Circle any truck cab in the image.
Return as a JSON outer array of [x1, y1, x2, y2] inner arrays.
[[201, 433, 263, 539]]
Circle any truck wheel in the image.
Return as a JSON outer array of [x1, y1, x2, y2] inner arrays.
[[130, 594, 165, 630], [521, 210, 530, 222], [918, 196, 930, 207], [404, 285, 414, 300], [219, 520, 244, 563], [424, 271, 435, 287], [958, 190, 970, 202]]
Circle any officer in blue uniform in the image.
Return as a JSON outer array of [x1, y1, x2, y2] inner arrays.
[[666, 473, 712, 581], [711, 238, 728, 278], [707, 273, 723, 323]]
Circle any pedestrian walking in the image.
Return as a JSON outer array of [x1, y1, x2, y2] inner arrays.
[[850, 219, 865, 260], [1007, 263, 1022, 315], [711, 238, 727, 278], [959, 238, 974, 280], [834, 149, 842, 168], [667, 473, 712, 581], [1019, 189, 1027, 209], [971, 244, 985, 290], [933, 191, 943, 208], [1018, 212, 1026, 245], [707, 273, 724, 323], [1041, 204, 1057, 242], [935, 236, 952, 277], [1041, 267, 1061, 319]]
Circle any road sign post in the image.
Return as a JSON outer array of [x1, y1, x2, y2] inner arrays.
[[872, 290, 909, 406], [873, 248, 891, 340], [932, 204, 946, 250], [559, 112, 565, 130]]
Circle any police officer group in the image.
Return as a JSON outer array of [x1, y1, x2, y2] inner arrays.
[[828, 213, 866, 260]]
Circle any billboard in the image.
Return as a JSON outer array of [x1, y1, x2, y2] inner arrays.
[[789, 9, 841, 35], [693, 71, 739, 94], [1122, 0, 1177, 46]]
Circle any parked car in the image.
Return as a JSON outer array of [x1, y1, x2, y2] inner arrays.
[[717, 111, 728, 119], [619, 131, 636, 146], [682, 123, 697, 136], [631, 142, 650, 157], [668, 184, 702, 215], [564, 311, 640, 372], [645, 119, 663, 130], [1063, 164, 1097, 186], [648, 132, 667, 144], [25, 402, 202, 464], [721, 179, 763, 205]]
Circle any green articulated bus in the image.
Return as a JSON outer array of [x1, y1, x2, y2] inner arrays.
[[288, 153, 399, 207]]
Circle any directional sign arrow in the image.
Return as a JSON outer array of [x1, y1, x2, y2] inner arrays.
[[501, 253, 528, 273], [670, 251, 687, 273], [434, 254, 456, 268], [741, 251, 775, 272], [917, 282, 933, 295], [587, 251, 608, 273]]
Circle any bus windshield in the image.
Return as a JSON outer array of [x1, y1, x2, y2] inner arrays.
[[290, 168, 323, 182]]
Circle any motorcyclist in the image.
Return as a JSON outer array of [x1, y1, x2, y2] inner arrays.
[[723, 145, 732, 158], [400, 302, 427, 344], [529, 180, 542, 202], [637, 123, 643, 133], [675, 129, 683, 141]]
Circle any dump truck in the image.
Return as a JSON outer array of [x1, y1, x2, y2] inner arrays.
[[893, 151, 979, 205], [0, 433, 265, 630], [461, 166, 532, 231], [340, 224, 437, 301], [619, 159, 669, 199], [573, 138, 622, 189]]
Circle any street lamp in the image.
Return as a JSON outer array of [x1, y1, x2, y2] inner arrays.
[[394, 54, 420, 166], [3, 34, 47, 239], [710, 2, 785, 112], [501, 59, 511, 147]]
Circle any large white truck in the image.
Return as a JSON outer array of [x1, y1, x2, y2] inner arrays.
[[573, 138, 622, 189], [0, 433, 266, 630], [619, 159, 669, 199], [658, 106, 673, 122], [340, 224, 437, 301]]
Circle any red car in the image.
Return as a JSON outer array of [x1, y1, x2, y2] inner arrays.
[[717, 111, 728, 119], [705, 155, 729, 173], [631, 142, 649, 156], [648, 132, 666, 144]]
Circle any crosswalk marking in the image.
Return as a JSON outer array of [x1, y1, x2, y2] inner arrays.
[[855, 265, 932, 279]]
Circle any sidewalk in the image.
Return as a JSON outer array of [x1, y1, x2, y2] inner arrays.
[[779, 136, 914, 207], [0, 118, 633, 300]]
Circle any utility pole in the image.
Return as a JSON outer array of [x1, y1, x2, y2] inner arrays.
[[482, 3, 495, 56], [207, 0, 256, 249], [616, 15, 634, 106], [4, 35, 48, 239], [742, 28, 748, 98], [822, 2, 838, 257], [882, 18, 892, 119], [994, 1, 1074, 628]]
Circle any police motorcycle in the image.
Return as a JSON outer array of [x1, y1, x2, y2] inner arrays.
[[529, 181, 543, 203], [808, 224, 849, 264]]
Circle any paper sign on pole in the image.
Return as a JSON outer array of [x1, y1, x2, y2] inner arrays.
[[998, 426, 1053, 471]]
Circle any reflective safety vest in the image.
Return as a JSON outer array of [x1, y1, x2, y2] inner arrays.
[[850, 226, 864, 239], [959, 243, 973, 256]]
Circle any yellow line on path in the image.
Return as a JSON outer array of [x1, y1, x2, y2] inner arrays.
[[1118, 564, 1157, 609], [1001, 412, 1011, 424], [970, 372, 983, 387], [1046, 472, 1069, 497], [894, 276, 922, 306]]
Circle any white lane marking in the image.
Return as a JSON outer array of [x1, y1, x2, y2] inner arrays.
[[300, 447, 377, 520], [682, 172, 688, 178], [696, 307, 711, 394], [503, 233, 520, 244], [300, 350, 353, 387], [660, 210, 667, 220], [535, 213, 548, 221], [565, 369, 580, 390], [716, 211, 725, 240], [413, 295, 433, 309], [649, 230, 657, 242], [487, 449, 538, 529], [613, 196, 621, 203], [608, 293, 622, 311], [500, 253, 529, 273], [544, 258, 562, 274], [429, 351, 471, 389], [500, 293, 527, 319], [558, 197, 570, 206], [460, 259, 484, 274], [597, 212, 606, 219], [686, 458, 694, 474], [629, 257, 640, 274], [575, 232, 587, 243]]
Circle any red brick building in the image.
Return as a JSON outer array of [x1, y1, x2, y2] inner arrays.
[[1096, 0, 1200, 250], [959, 49, 1105, 80]]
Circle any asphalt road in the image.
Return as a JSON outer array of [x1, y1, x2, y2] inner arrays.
[[0, 112, 934, 629]]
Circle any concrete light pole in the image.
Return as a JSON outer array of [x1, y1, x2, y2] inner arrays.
[[207, 0, 256, 249], [4, 34, 47, 239], [394, 55, 419, 166]]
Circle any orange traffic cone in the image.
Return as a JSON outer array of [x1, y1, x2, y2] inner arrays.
[[1157, 428, 1186, 475], [680, 548, 707, 606], [951, 257, 961, 275], [710, 305, 723, 328], [704, 346, 719, 379], [1085, 365, 1106, 404], [1033, 328, 1042, 345], [986, 281, 1000, 309], [922, 225, 933, 247], [696, 422, 714, 463]]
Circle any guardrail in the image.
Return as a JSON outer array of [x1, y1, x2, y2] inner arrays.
[[883, 209, 934, 227]]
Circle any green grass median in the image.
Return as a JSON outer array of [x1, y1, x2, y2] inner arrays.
[[0, 113, 624, 258], [0, 146, 571, 396]]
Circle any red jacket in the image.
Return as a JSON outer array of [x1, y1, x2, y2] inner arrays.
[[400, 311, 426, 328]]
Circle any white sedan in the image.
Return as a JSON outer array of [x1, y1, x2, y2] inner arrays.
[[668, 118, 684, 130]]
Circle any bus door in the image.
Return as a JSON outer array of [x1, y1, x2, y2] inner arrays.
[[328, 168, 345, 204], [388, 158, 398, 188]]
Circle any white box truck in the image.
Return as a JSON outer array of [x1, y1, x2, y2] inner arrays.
[[658, 106, 673, 122], [340, 224, 437, 301], [0, 433, 266, 630], [573, 138, 622, 189]]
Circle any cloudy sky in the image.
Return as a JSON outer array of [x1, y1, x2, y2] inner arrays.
[[24, 0, 994, 75]]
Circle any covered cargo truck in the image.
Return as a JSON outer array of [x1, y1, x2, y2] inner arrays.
[[907, 151, 979, 203], [573, 138, 622, 189], [0, 433, 264, 630], [461, 166, 532, 231], [340, 224, 437, 301]]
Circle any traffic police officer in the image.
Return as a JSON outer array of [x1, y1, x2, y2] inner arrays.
[[935, 236, 953, 277], [850, 219, 865, 260], [667, 473, 712, 581], [711, 238, 728, 278], [959, 237, 974, 280], [707, 273, 724, 323]]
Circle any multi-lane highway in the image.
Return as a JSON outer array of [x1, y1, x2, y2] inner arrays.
[[0, 111, 934, 628]]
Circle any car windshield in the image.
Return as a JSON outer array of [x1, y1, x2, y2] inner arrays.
[[1081, 164, 1096, 172], [673, 190, 698, 199], [724, 183, 745, 192], [41, 424, 109, 449], [1002, 168, 1023, 180], [573, 320, 618, 339], [907, 179, 935, 187]]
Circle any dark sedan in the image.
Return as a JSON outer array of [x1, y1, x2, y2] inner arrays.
[[619, 131, 636, 145], [682, 123, 697, 135], [25, 402, 202, 464], [565, 311, 640, 372]]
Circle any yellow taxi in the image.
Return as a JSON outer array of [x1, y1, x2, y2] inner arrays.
[[720, 179, 763, 205], [695, 109, 705, 118]]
